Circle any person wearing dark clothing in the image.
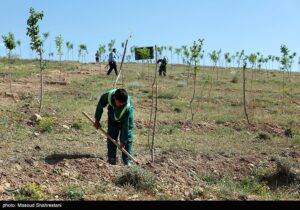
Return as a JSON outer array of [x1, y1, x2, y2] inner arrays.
[[157, 57, 168, 76], [94, 88, 134, 166], [95, 50, 100, 63], [107, 48, 118, 75]]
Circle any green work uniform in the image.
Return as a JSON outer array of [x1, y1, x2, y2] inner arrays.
[[157, 58, 167, 76], [94, 89, 134, 164]]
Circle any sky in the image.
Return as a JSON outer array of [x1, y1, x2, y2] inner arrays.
[[0, 0, 300, 68]]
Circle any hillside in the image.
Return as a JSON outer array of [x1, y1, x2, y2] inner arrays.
[[0, 59, 299, 200]]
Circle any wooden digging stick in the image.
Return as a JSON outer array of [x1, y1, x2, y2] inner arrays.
[[82, 111, 139, 165]]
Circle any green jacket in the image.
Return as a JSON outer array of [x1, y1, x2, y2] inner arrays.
[[95, 89, 134, 144]]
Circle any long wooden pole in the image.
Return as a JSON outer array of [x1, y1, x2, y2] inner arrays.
[[82, 111, 139, 165], [113, 38, 129, 89]]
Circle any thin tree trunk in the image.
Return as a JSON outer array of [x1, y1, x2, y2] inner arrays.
[[170, 51, 173, 70], [147, 60, 150, 82], [250, 66, 256, 119], [282, 70, 285, 113], [190, 63, 197, 121], [243, 62, 250, 124], [148, 46, 158, 161], [216, 65, 219, 80], [59, 56, 62, 80], [187, 63, 191, 87], [208, 65, 215, 99], [148, 46, 158, 149], [8, 50, 12, 93], [151, 81, 158, 163], [39, 52, 44, 113]]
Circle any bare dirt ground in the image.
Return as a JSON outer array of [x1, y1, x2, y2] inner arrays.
[[0, 61, 299, 200]]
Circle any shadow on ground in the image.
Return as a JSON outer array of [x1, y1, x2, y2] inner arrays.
[[45, 153, 103, 164]]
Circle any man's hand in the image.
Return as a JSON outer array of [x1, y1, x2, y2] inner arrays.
[[94, 121, 101, 129]]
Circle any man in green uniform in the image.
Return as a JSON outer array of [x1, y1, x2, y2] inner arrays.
[[157, 57, 168, 76], [94, 88, 134, 166]]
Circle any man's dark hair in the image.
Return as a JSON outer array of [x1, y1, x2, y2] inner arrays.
[[114, 89, 128, 103]]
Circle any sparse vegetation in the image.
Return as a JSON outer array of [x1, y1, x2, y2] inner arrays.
[[38, 116, 56, 133], [116, 166, 156, 192], [15, 183, 45, 200], [63, 185, 84, 200]]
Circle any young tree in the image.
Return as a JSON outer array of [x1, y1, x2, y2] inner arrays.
[[267, 55, 272, 69], [66, 41, 71, 60], [148, 46, 159, 162], [217, 49, 222, 79], [42, 32, 50, 60], [242, 61, 250, 124], [69, 43, 74, 60], [98, 44, 106, 63], [249, 53, 257, 83], [78, 44, 88, 63], [16, 40, 21, 58], [189, 38, 204, 121], [275, 56, 280, 70], [168, 45, 173, 69], [231, 55, 236, 68], [182, 46, 192, 85], [130, 45, 137, 62], [107, 40, 115, 52], [208, 50, 220, 98], [270, 55, 275, 70], [55, 34, 63, 80], [289, 52, 297, 78], [236, 50, 245, 68], [224, 52, 231, 68], [156, 46, 163, 58], [2, 32, 16, 93], [279, 45, 296, 112], [175, 48, 181, 64], [248, 53, 257, 115], [257, 53, 264, 72], [26, 7, 45, 113]]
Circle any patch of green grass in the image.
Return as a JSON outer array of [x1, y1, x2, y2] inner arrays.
[[254, 166, 275, 179], [116, 166, 156, 192], [157, 92, 177, 100], [71, 120, 88, 130], [275, 158, 294, 178], [239, 176, 271, 196], [63, 185, 84, 200], [38, 116, 57, 133], [256, 132, 272, 141], [201, 175, 223, 185], [292, 135, 300, 144], [15, 183, 45, 200], [158, 123, 181, 135], [231, 75, 238, 83], [52, 168, 63, 175], [94, 181, 113, 193], [127, 81, 145, 90]]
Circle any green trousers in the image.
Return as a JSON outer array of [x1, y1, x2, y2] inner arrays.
[[107, 120, 133, 164], [159, 66, 166, 76]]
